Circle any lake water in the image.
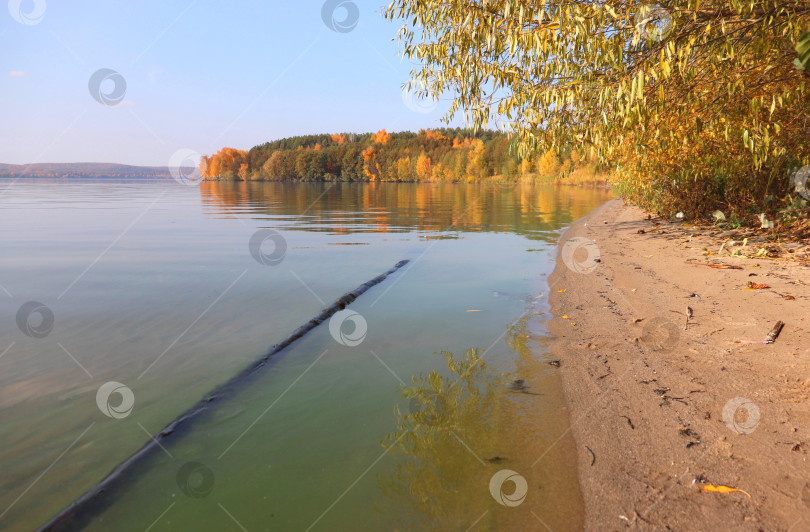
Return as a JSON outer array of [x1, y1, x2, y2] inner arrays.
[[0, 180, 611, 531]]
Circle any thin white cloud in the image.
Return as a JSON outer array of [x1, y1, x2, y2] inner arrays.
[[9, 70, 28, 78]]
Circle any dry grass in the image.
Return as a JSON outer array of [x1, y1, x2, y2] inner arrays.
[[519, 164, 611, 186]]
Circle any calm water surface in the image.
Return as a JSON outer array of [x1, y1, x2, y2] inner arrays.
[[0, 181, 611, 531]]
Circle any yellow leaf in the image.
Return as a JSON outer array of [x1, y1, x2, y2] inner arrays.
[[558, 289, 566, 293], [701, 485, 751, 498], [562, 315, 570, 319]]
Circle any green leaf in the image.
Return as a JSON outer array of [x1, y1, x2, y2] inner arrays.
[[796, 28, 810, 70]]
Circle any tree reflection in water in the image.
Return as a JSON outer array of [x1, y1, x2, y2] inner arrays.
[[379, 349, 514, 530]]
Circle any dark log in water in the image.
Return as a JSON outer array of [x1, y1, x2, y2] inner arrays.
[[39, 259, 410, 532]]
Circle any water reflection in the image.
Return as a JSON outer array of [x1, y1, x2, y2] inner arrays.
[[0, 181, 603, 530], [380, 349, 506, 530], [201, 181, 610, 241], [380, 317, 585, 531]]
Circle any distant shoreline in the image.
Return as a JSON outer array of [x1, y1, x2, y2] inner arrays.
[[0, 176, 176, 180], [0, 162, 191, 180]]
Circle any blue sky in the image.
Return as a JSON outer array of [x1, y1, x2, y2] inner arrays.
[[1, 0, 458, 166]]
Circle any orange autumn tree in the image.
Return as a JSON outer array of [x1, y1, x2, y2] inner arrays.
[[452, 136, 474, 149], [362, 147, 380, 181], [424, 129, 447, 142], [372, 129, 391, 145], [201, 147, 249, 179]]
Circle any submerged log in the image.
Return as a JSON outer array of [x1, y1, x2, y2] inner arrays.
[[39, 259, 410, 532]]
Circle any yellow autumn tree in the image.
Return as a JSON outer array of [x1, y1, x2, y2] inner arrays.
[[519, 158, 533, 177], [465, 139, 486, 182], [415, 153, 432, 181], [431, 162, 451, 181], [261, 151, 286, 180], [395, 156, 412, 181], [537, 149, 561, 177], [386, 0, 810, 216]]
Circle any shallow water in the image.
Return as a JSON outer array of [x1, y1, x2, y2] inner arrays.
[[0, 180, 611, 531]]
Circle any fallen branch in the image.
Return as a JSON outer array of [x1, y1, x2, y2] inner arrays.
[[735, 320, 785, 344], [765, 321, 785, 343]]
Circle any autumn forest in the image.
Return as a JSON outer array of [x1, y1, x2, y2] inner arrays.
[[200, 129, 599, 184]]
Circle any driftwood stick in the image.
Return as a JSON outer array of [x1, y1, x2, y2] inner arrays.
[[764, 321, 785, 344], [735, 320, 785, 344]]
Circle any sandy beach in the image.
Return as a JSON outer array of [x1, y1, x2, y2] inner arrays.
[[549, 199, 810, 531]]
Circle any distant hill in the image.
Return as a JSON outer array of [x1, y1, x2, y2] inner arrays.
[[0, 162, 189, 179]]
